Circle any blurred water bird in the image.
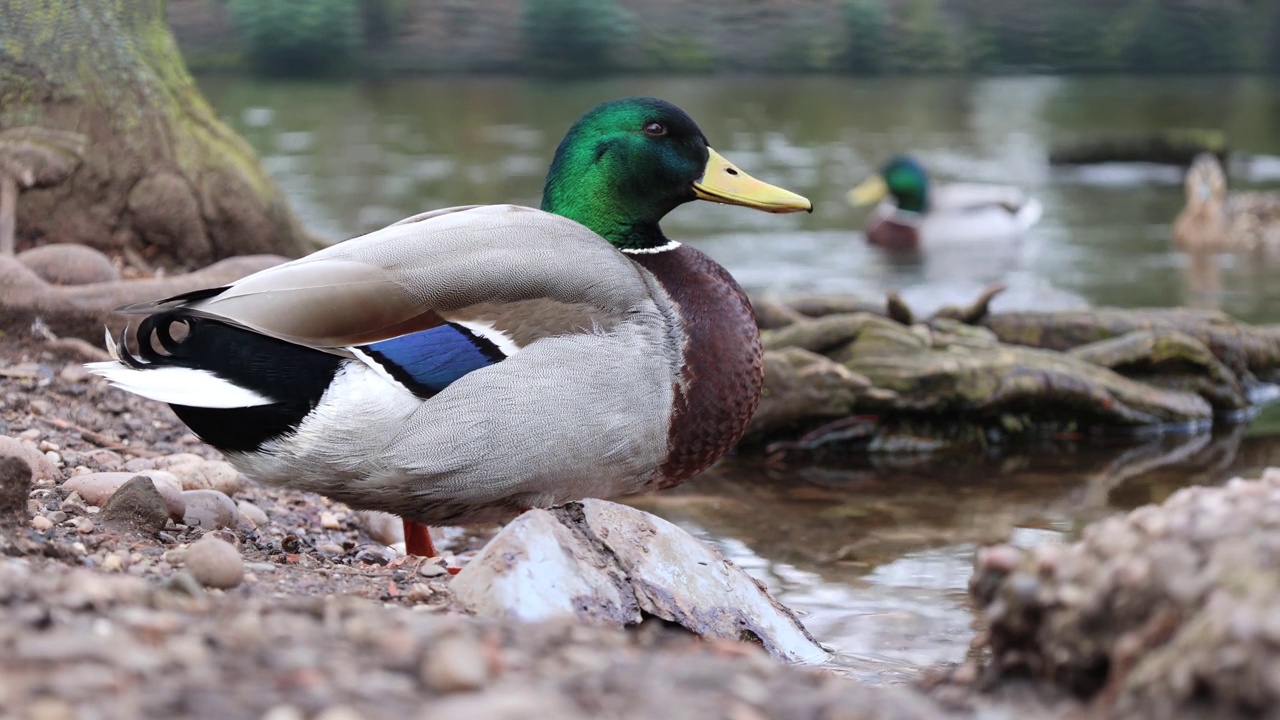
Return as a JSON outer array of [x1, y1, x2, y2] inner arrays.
[[846, 155, 1043, 251], [1173, 152, 1280, 254], [87, 97, 811, 559]]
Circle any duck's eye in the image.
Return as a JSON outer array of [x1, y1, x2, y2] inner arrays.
[[642, 121, 667, 137]]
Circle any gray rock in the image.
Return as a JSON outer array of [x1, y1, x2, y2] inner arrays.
[[63, 471, 185, 521], [181, 490, 238, 530], [0, 436, 58, 484], [101, 475, 171, 534], [184, 535, 244, 590], [451, 500, 828, 664], [0, 456, 32, 518]]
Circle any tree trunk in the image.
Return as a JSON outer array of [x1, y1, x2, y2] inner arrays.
[[0, 0, 317, 268]]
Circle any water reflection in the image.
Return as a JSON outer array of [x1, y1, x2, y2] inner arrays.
[[199, 75, 1280, 324], [626, 424, 1280, 680]]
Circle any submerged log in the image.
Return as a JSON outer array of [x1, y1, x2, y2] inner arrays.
[[1049, 129, 1227, 167]]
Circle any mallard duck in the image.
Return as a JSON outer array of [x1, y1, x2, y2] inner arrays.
[[1173, 152, 1280, 254], [846, 155, 1042, 250], [88, 97, 811, 557]]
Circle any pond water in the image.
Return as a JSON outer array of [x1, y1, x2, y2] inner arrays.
[[200, 74, 1280, 680]]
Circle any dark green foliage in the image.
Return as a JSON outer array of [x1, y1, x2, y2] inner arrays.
[[884, 0, 962, 73], [842, 0, 888, 73], [521, 0, 632, 76], [230, 0, 362, 76], [1120, 0, 1247, 72]]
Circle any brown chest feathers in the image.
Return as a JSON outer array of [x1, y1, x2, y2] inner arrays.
[[631, 245, 764, 487]]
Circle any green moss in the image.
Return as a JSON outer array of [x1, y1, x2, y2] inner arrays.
[[644, 32, 713, 72]]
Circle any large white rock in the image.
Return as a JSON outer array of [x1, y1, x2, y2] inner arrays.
[[451, 499, 827, 664]]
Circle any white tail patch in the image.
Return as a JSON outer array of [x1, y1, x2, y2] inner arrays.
[[85, 362, 275, 408]]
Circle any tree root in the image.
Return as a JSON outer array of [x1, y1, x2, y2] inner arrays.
[[0, 252, 286, 342]]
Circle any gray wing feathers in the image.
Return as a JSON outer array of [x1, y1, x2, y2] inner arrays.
[[180, 205, 654, 348]]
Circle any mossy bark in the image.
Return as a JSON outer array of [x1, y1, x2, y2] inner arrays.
[[0, 0, 315, 268]]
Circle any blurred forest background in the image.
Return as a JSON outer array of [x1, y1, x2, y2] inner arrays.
[[173, 0, 1280, 77]]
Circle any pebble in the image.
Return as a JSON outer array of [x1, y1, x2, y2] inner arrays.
[[71, 517, 95, 534], [59, 363, 91, 383], [64, 472, 186, 522], [153, 453, 206, 470], [320, 511, 341, 530], [185, 535, 245, 590], [18, 428, 41, 441], [122, 457, 156, 473], [420, 635, 490, 692], [37, 440, 59, 452], [260, 706, 305, 720], [181, 490, 239, 529], [31, 515, 53, 531], [237, 500, 269, 528], [0, 436, 59, 484], [102, 554, 125, 572], [314, 707, 365, 720], [355, 511, 404, 546], [100, 476, 171, 534], [168, 460, 244, 496], [418, 560, 448, 578], [86, 449, 124, 470], [317, 542, 345, 555], [0, 456, 33, 516], [25, 697, 76, 720]]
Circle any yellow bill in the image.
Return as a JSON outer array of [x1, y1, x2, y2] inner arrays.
[[846, 175, 889, 207], [693, 148, 812, 214]]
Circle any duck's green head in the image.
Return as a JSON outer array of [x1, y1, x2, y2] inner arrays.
[[847, 155, 929, 214], [541, 97, 811, 251]]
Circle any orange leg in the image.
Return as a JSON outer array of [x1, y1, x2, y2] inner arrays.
[[402, 519, 438, 557]]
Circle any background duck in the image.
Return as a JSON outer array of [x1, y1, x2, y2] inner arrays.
[[846, 155, 1043, 251], [88, 97, 811, 558], [1173, 152, 1280, 254]]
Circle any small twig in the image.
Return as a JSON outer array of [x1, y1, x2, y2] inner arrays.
[[44, 337, 110, 362], [36, 416, 164, 458], [0, 368, 40, 379]]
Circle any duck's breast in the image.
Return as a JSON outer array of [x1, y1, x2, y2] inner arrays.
[[629, 245, 764, 487]]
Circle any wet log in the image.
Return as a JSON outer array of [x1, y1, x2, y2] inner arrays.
[[983, 308, 1280, 379], [1068, 329, 1248, 411], [746, 347, 895, 440], [839, 317, 1214, 428], [1049, 129, 1227, 167]]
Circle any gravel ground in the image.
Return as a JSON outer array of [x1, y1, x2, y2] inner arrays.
[[0, 335, 997, 720]]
